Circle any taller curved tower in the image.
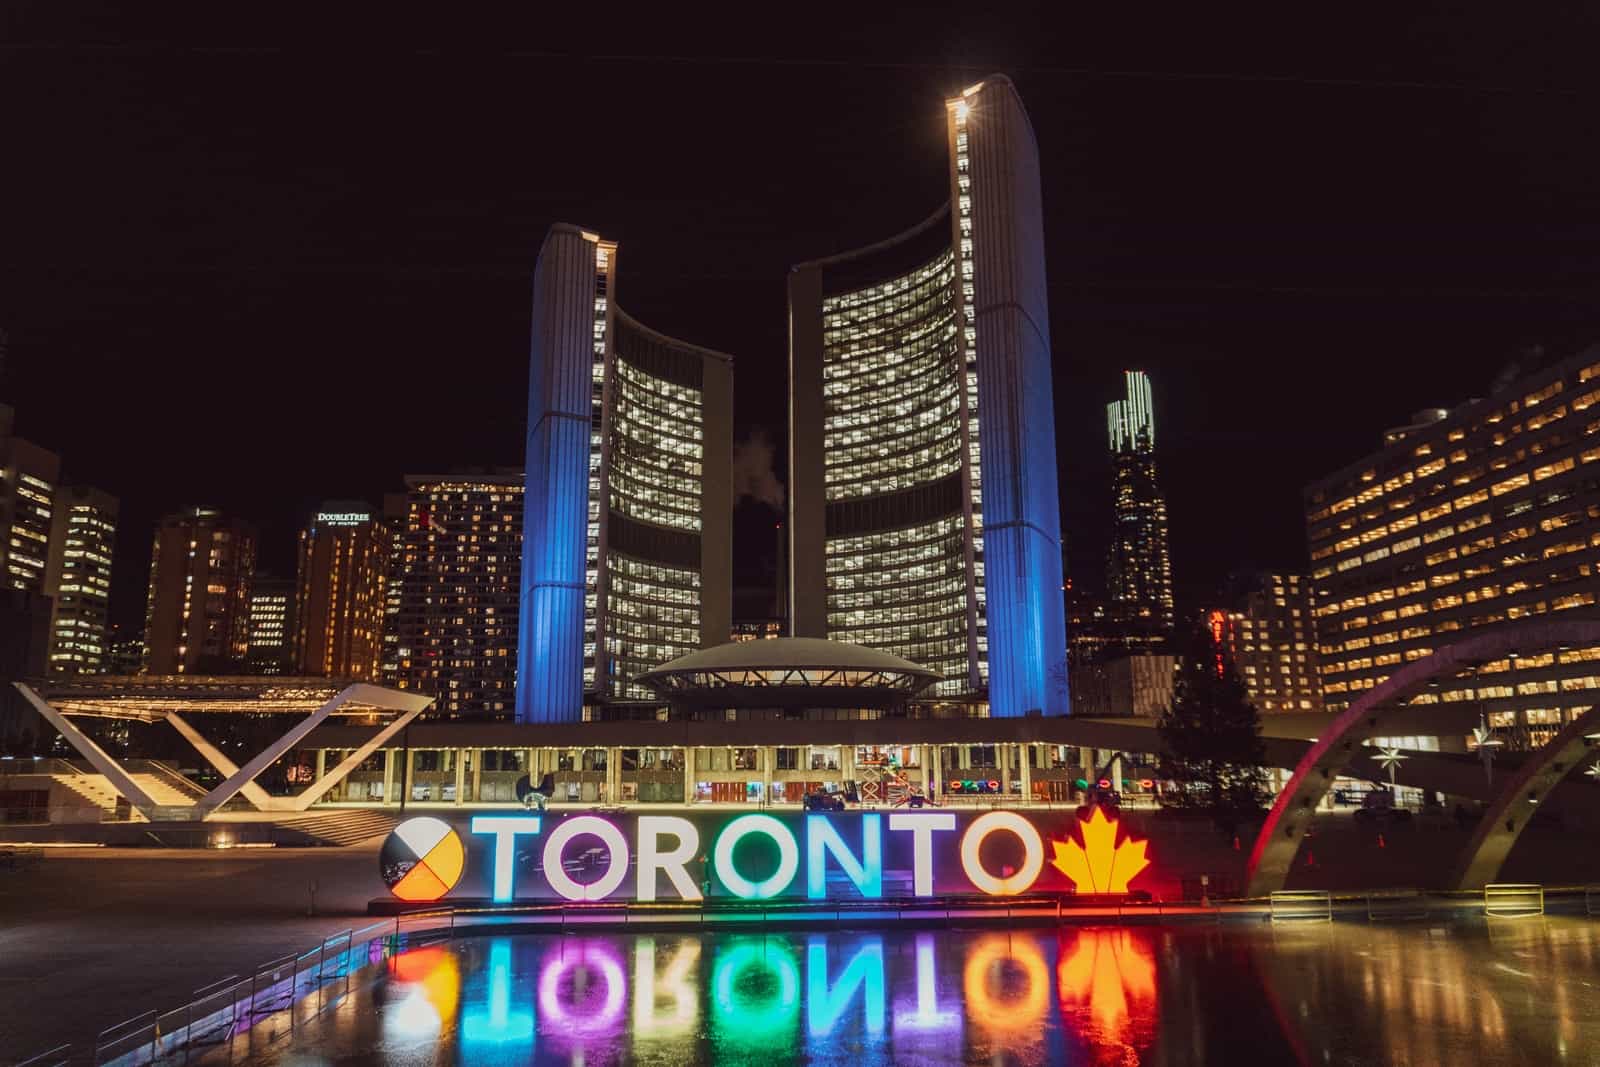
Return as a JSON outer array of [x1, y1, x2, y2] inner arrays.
[[519, 226, 733, 723], [788, 76, 1068, 716]]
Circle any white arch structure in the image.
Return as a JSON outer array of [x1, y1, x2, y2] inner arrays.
[[1246, 620, 1600, 896], [14, 678, 433, 821]]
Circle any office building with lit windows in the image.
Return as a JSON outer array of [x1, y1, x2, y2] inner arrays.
[[1, 404, 60, 594], [245, 576, 294, 674], [1206, 573, 1322, 713], [519, 226, 733, 724], [293, 503, 389, 680], [142, 507, 257, 674], [787, 75, 1068, 717], [393, 474, 522, 718], [1106, 370, 1175, 644], [42, 485, 118, 675], [1307, 346, 1600, 747]]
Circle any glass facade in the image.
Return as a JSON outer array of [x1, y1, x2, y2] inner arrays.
[[820, 250, 977, 697], [596, 315, 711, 700], [43, 489, 117, 674]]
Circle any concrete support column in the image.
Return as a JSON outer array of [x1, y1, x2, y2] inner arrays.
[[684, 749, 695, 805], [922, 745, 935, 800], [400, 750, 414, 807], [1000, 745, 1012, 798], [453, 750, 466, 806], [1078, 747, 1092, 778], [958, 746, 971, 771], [1019, 744, 1032, 804], [1112, 755, 1124, 793], [382, 749, 396, 808], [606, 747, 621, 806], [470, 750, 482, 804], [761, 746, 775, 806], [314, 749, 327, 789], [841, 745, 855, 785]]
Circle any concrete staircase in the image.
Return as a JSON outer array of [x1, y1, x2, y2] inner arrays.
[[269, 810, 400, 846], [50, 773, 122, 814]]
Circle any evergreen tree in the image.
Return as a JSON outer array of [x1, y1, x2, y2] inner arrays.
[[1157, 620, 1270, 822]]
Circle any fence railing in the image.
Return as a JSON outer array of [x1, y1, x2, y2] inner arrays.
[[1484, 883, 1545, 918], [29, 921, 396, 1066], [1269, 890, 1333, 923]]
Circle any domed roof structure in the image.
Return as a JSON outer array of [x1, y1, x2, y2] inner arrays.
[[635, 637, 939, 709]]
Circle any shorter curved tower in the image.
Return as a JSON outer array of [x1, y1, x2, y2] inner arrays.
[[519, 227, 733, 723]]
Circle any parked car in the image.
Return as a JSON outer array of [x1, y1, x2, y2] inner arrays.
[[1353, 789, 1412, 824]]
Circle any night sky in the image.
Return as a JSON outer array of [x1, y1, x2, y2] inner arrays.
[[3, 5, 1598, 633]]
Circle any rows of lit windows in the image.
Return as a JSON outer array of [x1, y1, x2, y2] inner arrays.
[[1308, 356, 1600, 711], [604, 552, 701, 700]]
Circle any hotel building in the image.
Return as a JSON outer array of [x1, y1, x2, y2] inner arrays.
[[1105, 370, 1175, 645], [787, 75, 1069, 716], [1206, 573, 1322, 713], [41, 485, 118, 674], [391, 474, 522, 718], [518, 227, 733, 723], [1307, 346, 1600, 748], [142, 507, 257, 674], [294, 503, 389, 680]]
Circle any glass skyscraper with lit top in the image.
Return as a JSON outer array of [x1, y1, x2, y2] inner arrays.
[[519, 226, 733, 724], [788, 76, 1069, 716]]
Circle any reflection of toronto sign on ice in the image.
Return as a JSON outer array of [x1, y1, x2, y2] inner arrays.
[[382, 810, 1151, 903]]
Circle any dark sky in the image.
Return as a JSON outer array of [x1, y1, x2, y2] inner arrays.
[[3, 4, 1599, 633]]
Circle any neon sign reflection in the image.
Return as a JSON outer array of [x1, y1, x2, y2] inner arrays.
[[536, 940, 627, 1042], [710, 939, 800, 1052], [461, 939, 534, 1046], [1057, 928, 1158, 1051]]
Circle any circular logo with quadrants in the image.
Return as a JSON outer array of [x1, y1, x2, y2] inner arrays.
[[381, 817, 466, 902]]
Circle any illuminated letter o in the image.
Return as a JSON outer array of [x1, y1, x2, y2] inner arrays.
[[713, 814, 800, 899], [542, 816, 630, 901], [960, 811, 1044, 896]]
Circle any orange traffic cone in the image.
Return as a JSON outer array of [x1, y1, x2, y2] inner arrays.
[[1305, 850, 1316, 869], [1377, 833, 1386, 849], [1232, 835, 1241, 851]]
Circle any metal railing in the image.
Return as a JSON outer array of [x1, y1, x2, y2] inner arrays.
[[25, 921, 395, 1066], [1588, 885, 1600, 918], [1269, 890, 1333, 923], [1484, 883, 1545, 918]]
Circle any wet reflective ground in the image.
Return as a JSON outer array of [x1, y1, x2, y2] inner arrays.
[[216, 919, 1600, 1065]]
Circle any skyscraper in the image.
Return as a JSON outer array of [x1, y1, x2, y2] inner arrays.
[[1, 403, 61, 594], [1207, 572, 1322, 713], [142, 506, 257, 674], [519, 227, 734, 723], [42, 485, 118, 674], [787, 76, 1068, 716], [293, 503, 389, 680], [1105, 370, 1175, 644], [394, 474, 522, 718]]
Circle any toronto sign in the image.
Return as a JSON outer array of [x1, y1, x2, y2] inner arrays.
[[380, 808, 1151, 904]]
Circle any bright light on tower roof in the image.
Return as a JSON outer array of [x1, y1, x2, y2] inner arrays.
[[954, 100, 970, 121]]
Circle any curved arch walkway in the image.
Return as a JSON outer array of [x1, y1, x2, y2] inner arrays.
[[1246, 620, 1600, 896]]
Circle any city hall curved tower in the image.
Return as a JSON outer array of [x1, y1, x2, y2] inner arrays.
[[788, 76, 1068, 716], [519, 226, 733, 723]]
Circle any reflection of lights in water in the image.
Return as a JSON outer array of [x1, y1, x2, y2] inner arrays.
[[893, 934, 961, 1034], [1056, 928, 1157, 1049], [384, 946, 459, 1042], [537, 940, 627, 1037], [633, 938, 700, 1038], [962, 935, 1050, 1032], [461, 939, 534, 1046], [806, 936, 885, 1038], [711, 939, 800, 1043]]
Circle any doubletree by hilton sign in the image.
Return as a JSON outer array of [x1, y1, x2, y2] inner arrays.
[[380, 809, 1151, 904]]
